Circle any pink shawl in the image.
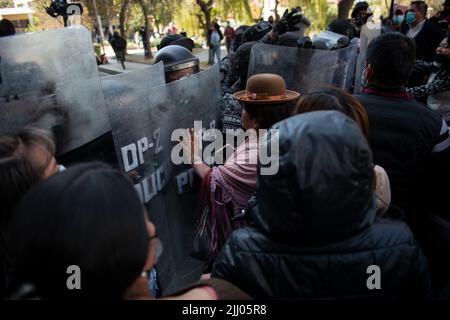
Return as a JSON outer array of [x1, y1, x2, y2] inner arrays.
[[200, 133, 259, 265]]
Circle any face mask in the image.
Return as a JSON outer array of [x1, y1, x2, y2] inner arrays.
[[393, 15, 404, 25], [361, 66, 369, 88], [406, 11, 416, 25]]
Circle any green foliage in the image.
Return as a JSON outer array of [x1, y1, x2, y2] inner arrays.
[[172, 0, 255, 41], [288, 0, 335, 33], [1, 0, 13, 8], [218, 0, 254, 24], [93, 43, 101, 55], [173, 1, 201, 37], [126, 2, 145, 33]]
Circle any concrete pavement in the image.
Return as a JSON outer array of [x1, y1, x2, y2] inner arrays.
[[98, 44, 227, 76]]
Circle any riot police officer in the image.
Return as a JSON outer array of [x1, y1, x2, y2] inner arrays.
[[153, 45, 200, 83]]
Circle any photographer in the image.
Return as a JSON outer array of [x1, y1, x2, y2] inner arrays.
[[351, 1, 372, 37], [407, 34, 450, 124]]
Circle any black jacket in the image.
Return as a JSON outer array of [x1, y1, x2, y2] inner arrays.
[[212, 111, 431, 300], [354, 91, 450, 231], [401, 20, 442, 62]]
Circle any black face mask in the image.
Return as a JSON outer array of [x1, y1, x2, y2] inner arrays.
[[435, 53, 450, 64]]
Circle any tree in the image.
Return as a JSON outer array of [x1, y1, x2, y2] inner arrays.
[[138, 0, 153, 58], [337, 0, 354, 19], [288, 0, 333, 33], [196, 0, 214, 40], [119, 0, 130, 39], [219, 0, 254, 24], [274, 0, 280, 22]]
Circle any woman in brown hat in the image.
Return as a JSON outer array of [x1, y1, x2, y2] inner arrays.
[[181, 73, 300, 272]]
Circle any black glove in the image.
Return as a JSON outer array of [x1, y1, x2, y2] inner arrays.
[[45, 6, 58, 17], [273, 9, 304, 35], [297, 36, 312, 49]]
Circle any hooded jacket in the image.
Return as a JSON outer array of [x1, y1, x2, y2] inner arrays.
[[211, 111, 431, 300]]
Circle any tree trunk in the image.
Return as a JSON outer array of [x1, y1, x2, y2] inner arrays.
[[274, 0, 280, 22], [258, 0, 264, 20], [139, 0, 153, 58], [388, 0, 395, 19], [154, 16, 160, 34], [338, 0, 355, 20], [196, 0, 213, 42], [119, 0, 129, 39], [242, 0, 253, 24]]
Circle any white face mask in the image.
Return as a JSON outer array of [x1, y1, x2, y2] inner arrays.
[[58, 164, 66, 173]]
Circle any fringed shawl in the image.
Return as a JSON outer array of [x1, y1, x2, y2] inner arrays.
[[199, 133, 259, 266]]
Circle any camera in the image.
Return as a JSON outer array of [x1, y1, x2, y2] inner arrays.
[[45, 0, 83, 26]]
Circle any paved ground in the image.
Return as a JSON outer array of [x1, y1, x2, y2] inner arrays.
[[98, 45, 227, 75]]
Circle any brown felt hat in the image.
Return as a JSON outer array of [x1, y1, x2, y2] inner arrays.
[[233, 73, 300, 105]]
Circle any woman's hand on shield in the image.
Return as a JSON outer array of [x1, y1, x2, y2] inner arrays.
[[179, 128, 202, 164]]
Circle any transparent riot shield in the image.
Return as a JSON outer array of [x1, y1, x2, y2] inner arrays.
[[106, 64, 221, 295], [101, 62, 166, 122], [248, 42, 358, 94], [354, 20, 382, 93], [0, 26, 110, 155]]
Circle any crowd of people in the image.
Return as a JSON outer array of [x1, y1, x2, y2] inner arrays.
[[1, 1, 450, 301]]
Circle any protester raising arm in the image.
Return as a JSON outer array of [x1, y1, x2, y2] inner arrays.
[[179, 128, 210, 180], [179, 74, 299, 272], [260, 9, 305, 44], [407, 36, 450, 101], [408, 73, 450, 98]]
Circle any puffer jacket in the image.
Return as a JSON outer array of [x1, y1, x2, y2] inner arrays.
[[212, 111, 431, 300]]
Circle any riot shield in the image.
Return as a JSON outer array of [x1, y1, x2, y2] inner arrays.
[[0, 26, 109, 155], [247, 43, 358, 94], [354, 20, 382, 93], [106, 64, 221, 295], [101, 62, 166, 121]]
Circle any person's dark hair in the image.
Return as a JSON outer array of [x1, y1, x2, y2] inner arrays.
[[11, 162, 149, 299], [411, 1, 427, 16], [294, 93, 343, 112], [243, 101, 297, 130], [0, 19, 15, 37], [366, 32, 416, 87], [351, 1, 369, 18], [295, 87, 369, 137], [293, 88, 376, 190]]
